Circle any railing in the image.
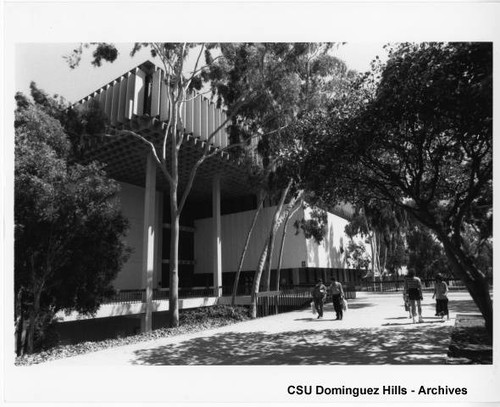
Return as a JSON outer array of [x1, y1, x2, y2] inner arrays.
[[104, 289, 145, 303], [154, 287, 222, 300], [103, 287, 223, 304], [356, 278, 469, 292], [104, 284, 358, 318], [73, 61, 230, 150], [292, 284, 357, 300], [256, 287, 316, 318]]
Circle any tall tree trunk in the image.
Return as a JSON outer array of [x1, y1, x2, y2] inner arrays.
[[440, 237, 493, 337], [26, 312, 36, 355], [25, 256, 38, 354], [250, 236, 270, 318], [262, 240, 273, 291], [275, 200, 302, 291], [15, 288, 25, 357], [367, 231, 376, 289], [361, 212, 377, 288], [169, 211, 180, 327], [249, 188, 302, 318], [263, 180, 293, 291], [381, 245, 388, 280], [231, 194, 265, 306], [26, 286, 42, 354], [375, 232, 382, 290], [374, 232, 380, 276], [382, 244, 387, 274], [169, 102, 180, 327]]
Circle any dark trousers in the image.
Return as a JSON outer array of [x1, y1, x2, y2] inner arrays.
[[313, 298, 324, 317], [436, 298, 449, 316], [332, 294, 343, 319]]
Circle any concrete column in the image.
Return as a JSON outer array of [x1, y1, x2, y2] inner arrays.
[[142, 152, 156, 333], [155, 192, 163, 289], [213, 175, 222, 296]]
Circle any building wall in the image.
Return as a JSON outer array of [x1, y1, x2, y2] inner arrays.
[[304, 207, 349, 269], [194, 206, 308, 274], [113, 184, 359, 289], [113, 182, 162, 290]]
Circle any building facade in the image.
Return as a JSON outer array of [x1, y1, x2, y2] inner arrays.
[[58, 60, 363, 332]]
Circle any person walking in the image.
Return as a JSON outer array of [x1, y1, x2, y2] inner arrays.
[[404, 268, 424, 323], [311, 279, 327, 319], [328, 277, 345, 320], [432, 274, 449, 320], [403, 291, 412, 319]]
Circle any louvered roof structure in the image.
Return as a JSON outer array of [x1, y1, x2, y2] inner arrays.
[[73, 60, 255, 202]]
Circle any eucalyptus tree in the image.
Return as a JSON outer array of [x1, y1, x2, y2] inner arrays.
[[67, 43, 259, 327], [68, 43, 356, 320], [344, 202, 408, 280], [208, 43, 355, 315]]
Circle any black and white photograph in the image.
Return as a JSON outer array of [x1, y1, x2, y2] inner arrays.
[[2, 2, 499, 406]]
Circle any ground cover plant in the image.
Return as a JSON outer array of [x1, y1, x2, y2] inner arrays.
[[15, 305, 250, 366]]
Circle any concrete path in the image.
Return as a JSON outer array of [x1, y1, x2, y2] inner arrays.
[[44, 291, 479, 365]]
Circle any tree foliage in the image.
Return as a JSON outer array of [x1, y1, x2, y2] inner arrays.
[[294, 42, 493, 334], [209, 43, 352, 166], [66, 42, 290, 326], [206, 43, 354, 309], [406, 225, 452, 279], [344, 202, 408, 277], [293, 206, 328, 244], [15, 89, 130, 354], [345, 241, 371, 271]]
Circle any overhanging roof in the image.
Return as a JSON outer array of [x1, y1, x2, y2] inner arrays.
[[80, 116, 254, 202], [73, 60, 256, 202]]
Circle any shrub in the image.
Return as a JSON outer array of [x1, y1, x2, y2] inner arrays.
[[180, 305, 250, 325]]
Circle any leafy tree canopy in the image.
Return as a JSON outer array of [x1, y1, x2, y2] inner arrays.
[[292, 42, 493, 333], [15, 88, 130, 353], [406, 225, 452, 279]]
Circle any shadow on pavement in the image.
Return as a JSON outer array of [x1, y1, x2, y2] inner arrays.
[[382, 320, 446, 327], [346, 302, 376, 310], [130, 324, 453, 366], [294, 318, 330, 322], [448, 299, 481, 314]]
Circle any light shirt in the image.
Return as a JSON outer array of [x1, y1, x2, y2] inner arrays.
[[434, 281, 448, 299]]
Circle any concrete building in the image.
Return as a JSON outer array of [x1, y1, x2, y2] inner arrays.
[[56, 60, 362, 336]]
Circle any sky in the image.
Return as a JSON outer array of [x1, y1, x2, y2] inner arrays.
[[15, 42, 388, 104]]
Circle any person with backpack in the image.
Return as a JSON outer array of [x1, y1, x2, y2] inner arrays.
[[311, 279, 327, 319]]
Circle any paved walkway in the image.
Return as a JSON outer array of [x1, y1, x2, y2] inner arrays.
[[44, 291, 479, 365]]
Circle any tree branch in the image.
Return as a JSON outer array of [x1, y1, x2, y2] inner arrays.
[[184, 44, 205, 90], [118, 129, 174, 185]]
